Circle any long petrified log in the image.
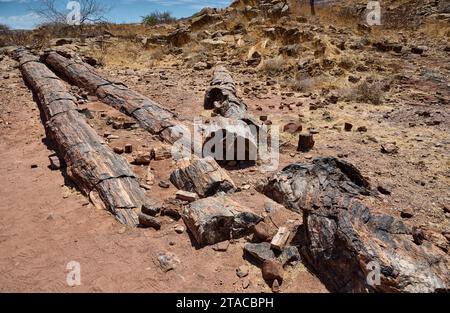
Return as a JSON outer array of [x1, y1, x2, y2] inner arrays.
[[261, 157, 449, 293], [203, 66, 265, 162], [43, 51, 186, 145], [14, 48, 153, 226], [204, 66, 260, 127]]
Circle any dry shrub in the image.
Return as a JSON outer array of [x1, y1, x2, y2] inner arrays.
[[351, 81, 384, 105], [287, 72, 320, 93], [260, 55, 286, 75], [182, 43, 208, 66]]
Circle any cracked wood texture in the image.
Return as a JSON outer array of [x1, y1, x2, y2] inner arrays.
[[261, 157, 449, 293], [203, 66, 267, 162], [183, 195, 262, 246], [170, 156, 237, 198], [204, 65, 261, 127], [43, 51, 186, 145], [14, 48, 150, 226]]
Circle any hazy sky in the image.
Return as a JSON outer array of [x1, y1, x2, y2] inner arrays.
[[0, 0, 233, 29]]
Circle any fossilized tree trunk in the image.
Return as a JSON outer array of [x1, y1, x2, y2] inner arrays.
[[14, 48, 156, 226], [43, 51, 188, 146], [261, 157, 449, 293], [203, 66, 266, 163]]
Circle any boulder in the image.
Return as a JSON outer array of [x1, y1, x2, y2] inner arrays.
[[183, 195, 262, 246], [261, 157, 449, 292]]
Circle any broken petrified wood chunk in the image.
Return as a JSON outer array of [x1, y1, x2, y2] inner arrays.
[[244, 242, 276, 262], [182, 195, 262, 246], [170, 156, 237, 198], [253, 222, 273, 242], [261, 157, 450, 293], [48, 155, 64, 170], [138, 213, 161, 230], [297, 133, 315, 152], [151, 146, 172, 161], [271, 227, 290, 251], [262, 260, 284, 282], [175, 190, 199, 203]]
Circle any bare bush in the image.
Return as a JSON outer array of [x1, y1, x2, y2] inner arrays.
[[34, 0, 110, 25], [351, 81, 384, 105], [0, 24, 10, 32], [260, 55, 286, 74]]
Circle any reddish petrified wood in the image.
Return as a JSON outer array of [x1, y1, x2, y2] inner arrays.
[[14, 48, 158, 226]]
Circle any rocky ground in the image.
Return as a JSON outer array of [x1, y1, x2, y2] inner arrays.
[[0, 0, 449, 292]]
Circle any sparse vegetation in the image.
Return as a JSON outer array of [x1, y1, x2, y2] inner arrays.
[[260, 55, 286, 74], [142, 11, 177, 26], [0, 24, 10, 32], [352, 81, 384, 105], [34, 0, 110, 25]]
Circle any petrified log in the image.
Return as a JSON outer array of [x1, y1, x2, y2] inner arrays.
[[43, 51, 185, 145], [170, 156, 237, 198], [261, 157, 449, 293], [204, 66, 261, 127], [202, 117, 259, 163], [14, 48, 154, 226], [183, 195, 262, 246]]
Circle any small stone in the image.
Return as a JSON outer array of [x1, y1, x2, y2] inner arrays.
[[236, 265, 249, 278], [344, 123, 353, 132], [31, 164, 38, 169], [48, 155, 62, 170], [158, 252, 180, 272], [262, 260, 284, 282], [411, 46, 426, 55], [113, 147, 124, 154], [400, 208, 414, 219], [118, 227, 126, 234], [279, 246, 301, 266], [260, 116, 268, 122], [377, 184, 392, 195], [131, 153, 151, 166], [283, 122, 302, 134], [124, 144, 133, 154], [141, 203, 160, 216], [140, 183, 152, 190], [159, 180, 171, 189], [412, 227, 425, 245], [151, 147, 172, 161], [162, 207, 181, 220], [357, 126, 368, 132], [271, 279, 281, 293], [253, 222, 272, 242], [297, 133, 315, 152], [242, 278, 250, 289], [174, 224, 185, 234], [176, 190, 199, 202], [271, 227, 290, 251], [193, 61, 207, 71], [138, 213, 161, 230], [213, 241, 230, 252], [244, 242, 275, 262], [381, 142, 399, 154]]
